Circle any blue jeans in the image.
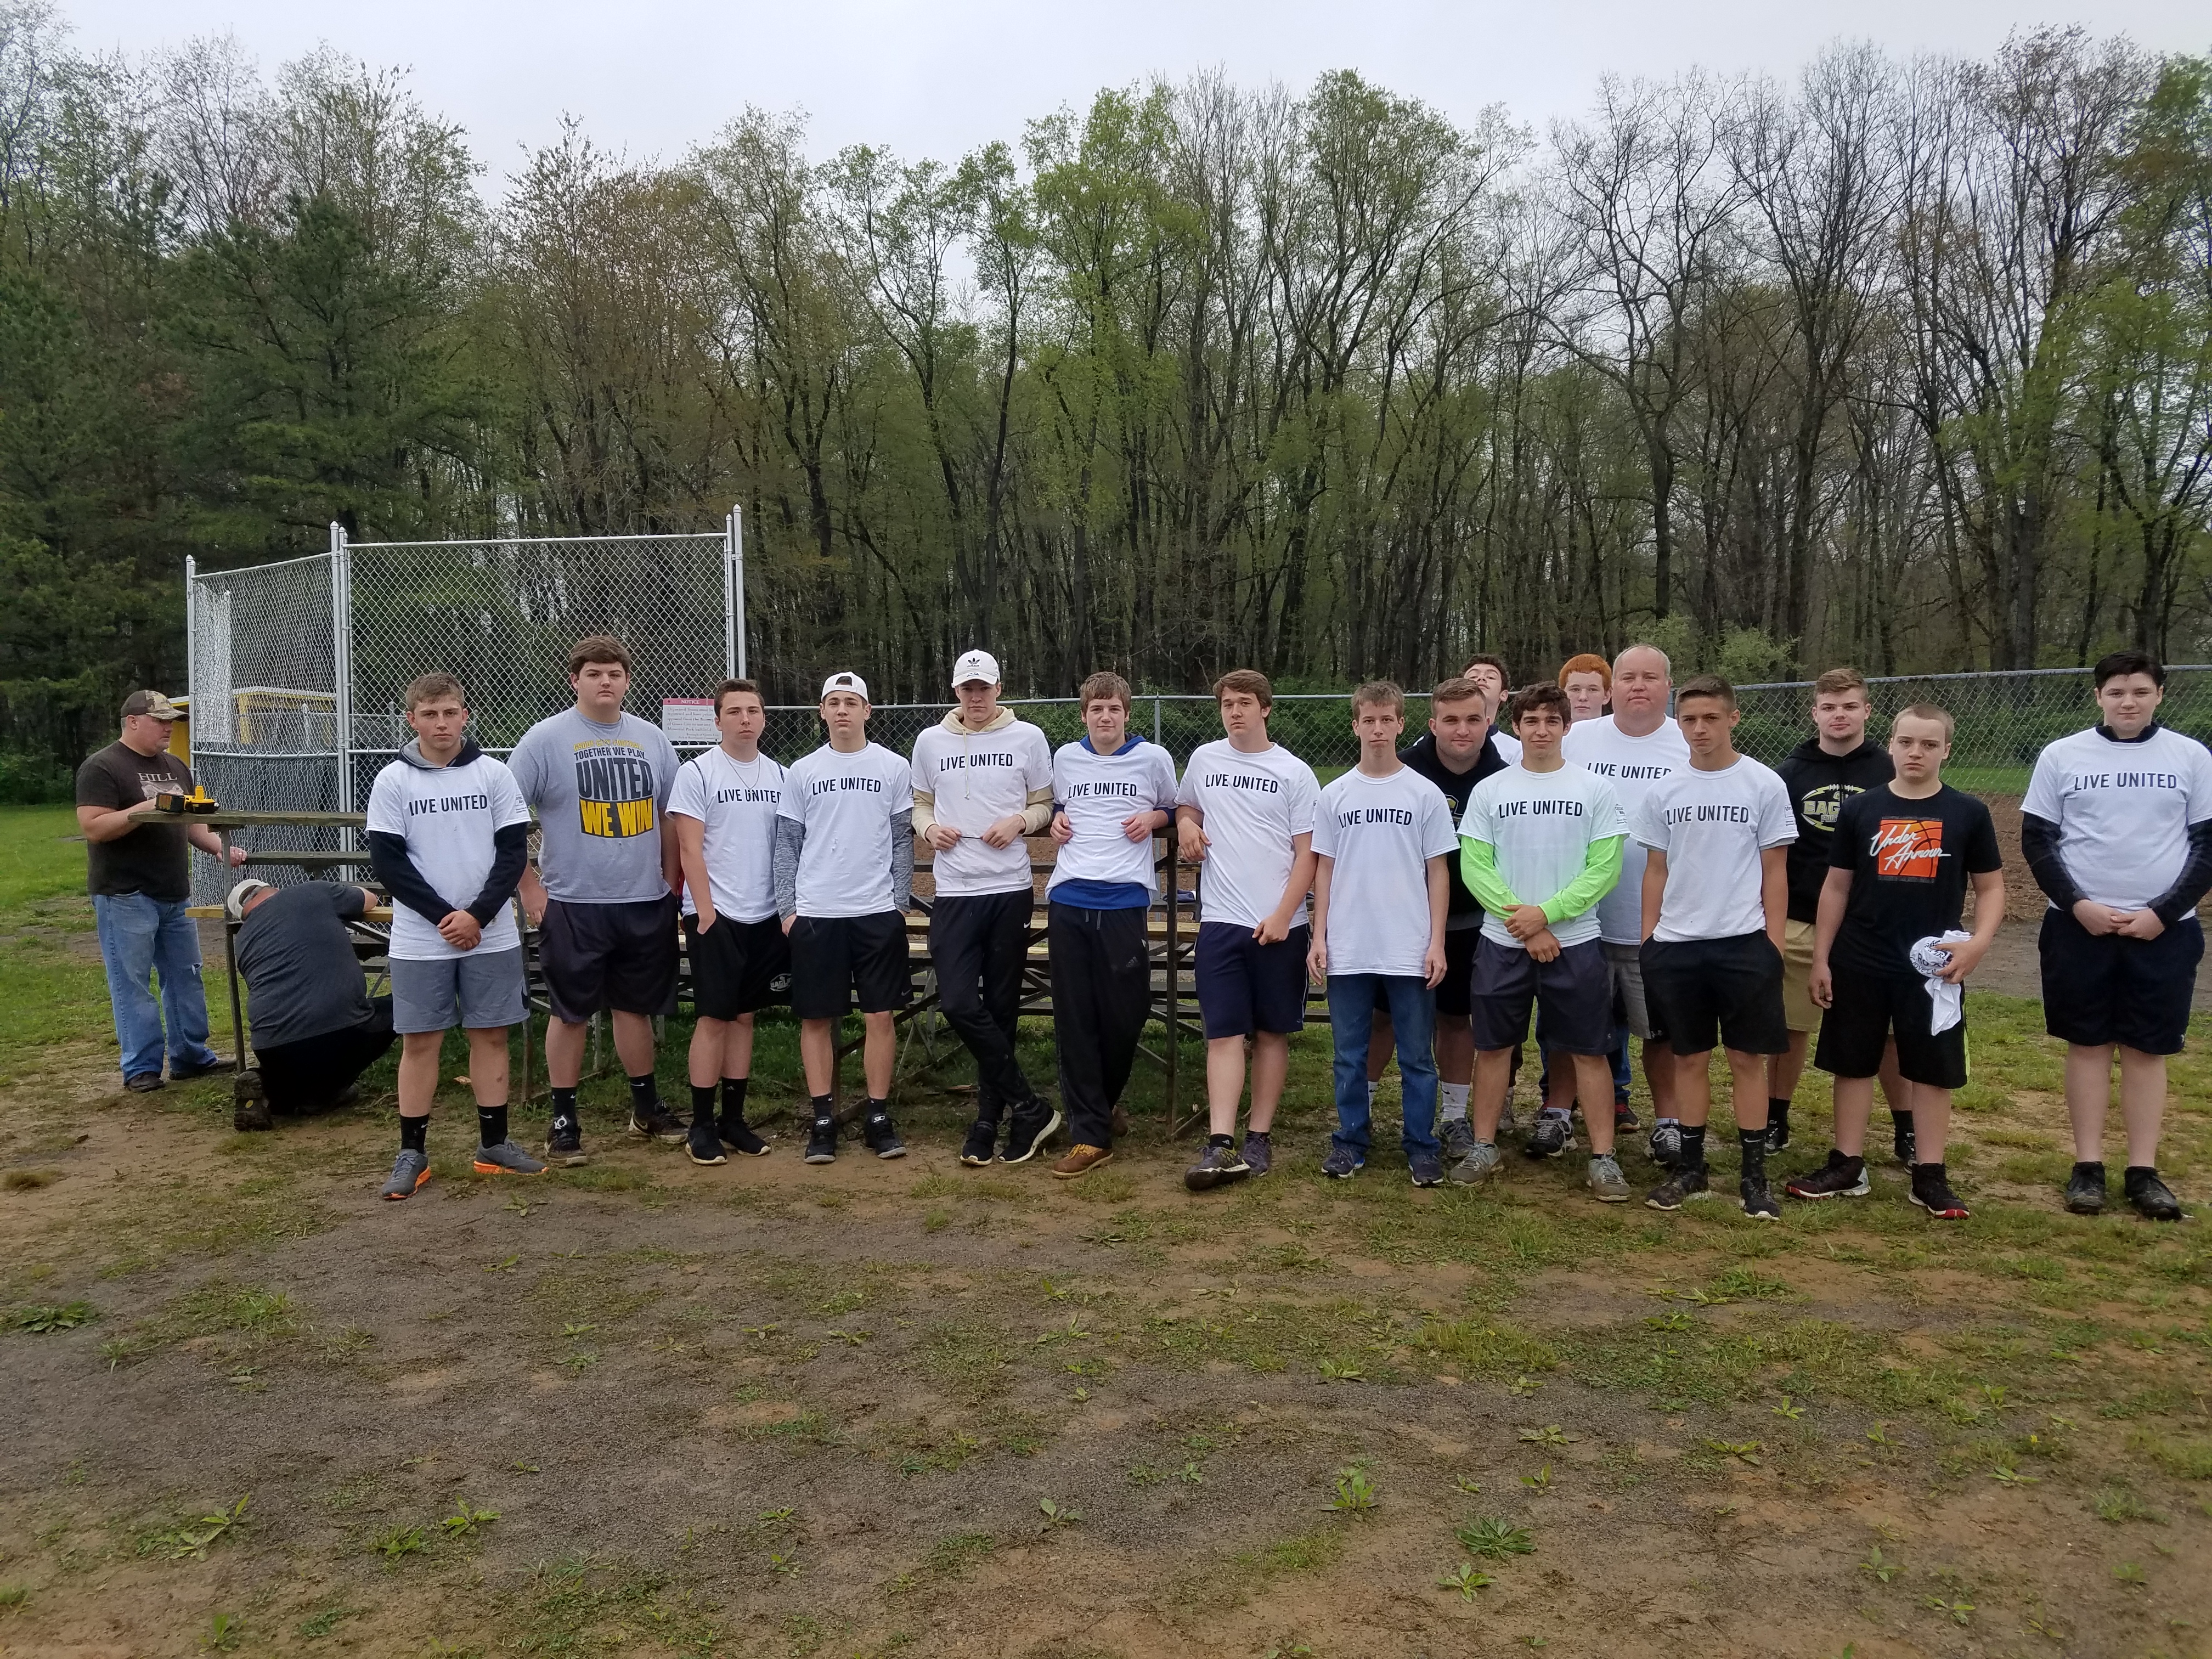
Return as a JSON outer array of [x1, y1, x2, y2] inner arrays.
[[1329, 974, 1438, 1159], [93, 893, 219, 1082]]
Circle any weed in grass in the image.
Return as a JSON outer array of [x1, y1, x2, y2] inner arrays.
[[12, 1300, 93, 1332], [202, 1612, 241, 1651], [1518, 1424, 1568, 1446], [442, 1503, 499, 1537], [295, 1606, 358, 1639], [374, 1524, 426, 1560], [1037, 1498, 1081, 1530], [1454, 1475, 1482, 1494], [2115, 1561, 2149, 1587], [143, 1495, 250, 1560], [1316, 1358, 1363, 1382], [1455, 1519, 1534, 1560], [1437, 1561, 1493, 1599], [1860, 1545, 1901, 1583], [2096, 1487, 2165, 1524], [0, 1585, 24, 1611], [1989, 1465, 2039, 1485], [3, 1168, 57, 1190], [1520, 1465, 1551, 1491], [1922, 1595, 1974, 1626], [1327, 1466, 1379, 1513], [1773, 1395, 1804, 1419], [1706, 1440, 1764, 1466]]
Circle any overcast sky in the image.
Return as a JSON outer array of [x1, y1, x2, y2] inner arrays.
[[59, 0, 2212, 178]]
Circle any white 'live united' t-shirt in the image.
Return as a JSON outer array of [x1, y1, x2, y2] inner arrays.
[[365, 753, 533, 961], [1562, 715, 1692, 944], [667, 748, 785, 922], [1176, 739, 1322, 931], [910, 717, 1053, 897], [1462, 762, 1627, 950], [1632, 754, 1797, 942], [2023, 724, 2212, 911], [777, 742, 913, 918], [1047, 738, 1180, 899], [1312, 766, 1460, 977]]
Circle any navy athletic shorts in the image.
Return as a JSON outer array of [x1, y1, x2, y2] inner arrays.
[[1195, 920, 1310, 1039], [2039, 907, 2203, 1056]]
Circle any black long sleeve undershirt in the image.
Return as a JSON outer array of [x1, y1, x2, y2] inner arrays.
[[2150, 820, 2212, 926], [368, 822, 529, 930], [467, 822, 531, 926], [2018, 812, 2081, 911]]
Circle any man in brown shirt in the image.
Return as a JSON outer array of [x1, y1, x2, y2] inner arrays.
[[75, 691, 246, 1090]]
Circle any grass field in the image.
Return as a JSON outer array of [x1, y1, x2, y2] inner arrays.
[[2, 806, 2210, 1656]]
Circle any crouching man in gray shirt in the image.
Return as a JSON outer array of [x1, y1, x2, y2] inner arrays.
[[233, 880, 393, 1122]]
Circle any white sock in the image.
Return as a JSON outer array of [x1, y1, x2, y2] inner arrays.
[[1439, 1082, 1470, 1122]]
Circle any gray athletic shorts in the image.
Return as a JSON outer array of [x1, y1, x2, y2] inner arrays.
[[1602, 940, 1666, 1043], [391, 948, 528, 1034]]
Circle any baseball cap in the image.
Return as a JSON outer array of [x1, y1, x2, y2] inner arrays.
[[224, 879, 274, 922], [951, 649, 1001, 689], [122, 690, 183, 721], [820, 671, 870, 702]]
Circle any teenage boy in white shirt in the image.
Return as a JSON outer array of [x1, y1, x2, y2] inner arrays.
[[1562, 645, 1690, 1161], [1178, 669, 1321, 1191], [912, 650, 1058, 1167], [1309, 682, 1459, 1185], [511, 635, 684, 1166], [775, 672, 915, 1165], [366, 672, 539, 1199], [1456, 683, 1630, 1200], [1632, 674, 1797, 1220], [670, 678, 787, 1167], [2022, 651, 2212, 1221], [1041, 672, 1180, 1180], [1799, 704, 2004, 1221]]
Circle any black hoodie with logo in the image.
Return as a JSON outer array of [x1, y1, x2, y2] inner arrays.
[[1397, 729, 1512, 923], [1775, 736, 1895, 924]]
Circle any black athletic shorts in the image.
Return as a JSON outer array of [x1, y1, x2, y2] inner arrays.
[[682, 912, 791, 1020], [1468, 937, 1614, 1054], [1196, 921, 1310, 1039], [1640, 931, 1788, 1057], [1375, 927, 1480, 1018], [540, 895, 679, 1024], [2040, 907, 2203, 1056], [1815, 965, 1967, 1089], [788, 911, 912, 1019]]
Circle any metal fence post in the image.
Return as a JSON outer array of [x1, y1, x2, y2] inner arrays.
[[184, 554, 197, 729], [329, 522, 354, 836], [1153, 695, 1162, 746], [729, 505, 747, 680]]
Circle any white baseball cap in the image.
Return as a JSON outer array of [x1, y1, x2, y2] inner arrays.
[[820, 670, 870, 702], [225, 878, 274, 922], [951, 649, 1000, 689]]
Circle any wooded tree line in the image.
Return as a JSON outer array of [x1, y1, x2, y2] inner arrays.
[[1, 3, 2208, 789]]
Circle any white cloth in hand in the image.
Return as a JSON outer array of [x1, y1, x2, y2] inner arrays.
[[1909, 929, 1973, 1035]]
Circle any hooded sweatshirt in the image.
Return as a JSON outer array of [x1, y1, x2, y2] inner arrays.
[[1774, 736, 1894, 924], [910, 705, 1055, 898], [364, 735, 533, 958]]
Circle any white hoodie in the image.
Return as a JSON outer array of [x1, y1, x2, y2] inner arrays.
[[910, 706, 1054, 896]]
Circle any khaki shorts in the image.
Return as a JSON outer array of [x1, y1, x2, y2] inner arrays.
[[1781, 917, 1820, 1033]]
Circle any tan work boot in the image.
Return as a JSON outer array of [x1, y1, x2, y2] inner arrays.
[[1051, 1144, 1114, 1181]]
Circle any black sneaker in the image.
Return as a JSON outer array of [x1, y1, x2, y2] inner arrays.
[[1613, 1099, 1640, 1133], [2125, 1167, 2183, 1222], [1644, 1165, 1711, 1211], [545, 1118, 586, 1167], [628, 1101, 686, 1144], [1002, 1100, 1061, 1165], [717, 1113, 771, 1157], [2065, 1160, 2107, 1215], [804, 1115, 838, 1165], [1910, 1164, 1970, 1220], [232, 1069, 271, 1133], [862, 1110, 907, 1160], [1184, 1141, 1250, 1192], [960, 1118, 1000, 1167], [1785, 1149, 1869, 1200], [685, 1123, 727, 1166], [1766, 1115, 1792, 1154], [1526, 1111, 1576, 1159], [1740, 1175, 1780, 1221], [1892, 1115, 1917, 1167], [1409, 1151, 1444, 1188], [125, 1071, 165, 1093], [168, 1057, 231, 1081], [1240, 1130, 1274, 1177]]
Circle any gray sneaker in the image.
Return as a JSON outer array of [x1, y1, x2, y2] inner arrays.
[[1321, 1144, 1364, 1180], [472, 1139, 547, 1177], [1646, 1121, 1684, 1169], [1240, 1131, 1273, 1177], [1447, 1139, 1503, 1186], [380, 1148, 431, 1201], [1587, 1154, 1632, 1203], [1184, 1141, 1251, 1192], [1439, 1116, 1479, 1162]]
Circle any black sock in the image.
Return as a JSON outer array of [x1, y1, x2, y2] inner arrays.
[[1739, 1126, 1768, 1183], [628, 1072, 660, 1114], [1209, 1132, 1234, 1149], [1914, 1160, 1947, 1187], [477, 1105, 507, 1148], [1768, 1096, 1791, 1124], [550, 1086, 578, 1130], [811, 1093, 834, 1124], [720, 1077, 749, 1121], [400, 1114, 428, 1153], [690, 1084, 717, 1128], [1892, 1108, 1915, 1135], [1680, 1124, 1707, 1167]]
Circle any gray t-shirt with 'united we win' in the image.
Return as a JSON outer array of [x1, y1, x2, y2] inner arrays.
[[509, 708, 680, 905]]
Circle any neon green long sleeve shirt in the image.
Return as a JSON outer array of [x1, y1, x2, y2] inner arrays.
[[1460, 834, 1626, 926]]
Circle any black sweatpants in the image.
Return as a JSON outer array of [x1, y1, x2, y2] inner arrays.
[[256, 996, 396, 1112], [932, 890, 1037, 1116], [1048, 902, 1150, 1149]]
